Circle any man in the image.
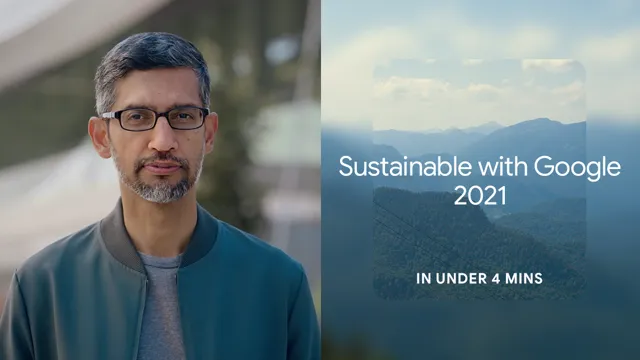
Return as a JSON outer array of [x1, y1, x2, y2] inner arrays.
[[0, 32, 320, 360]]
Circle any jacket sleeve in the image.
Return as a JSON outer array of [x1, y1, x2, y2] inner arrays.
[[287, 268, 320, 360], [0, 272, 34, 360]]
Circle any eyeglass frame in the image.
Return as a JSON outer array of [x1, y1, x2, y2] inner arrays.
[[101, 105, 210, 132]]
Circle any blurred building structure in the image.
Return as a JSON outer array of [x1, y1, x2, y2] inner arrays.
[[0, 0, 320, 304]]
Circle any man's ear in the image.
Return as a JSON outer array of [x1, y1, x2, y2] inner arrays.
[[204, 112, 218, 154], [88, 117, 112, 159]]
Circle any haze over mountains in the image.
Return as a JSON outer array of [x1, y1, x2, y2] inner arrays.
[[373, 120, 504, 156], [332, 117, 590, 301], [322, 118, 640, 358], [374, 117, 584, 159], [369, 118, 588, 216]]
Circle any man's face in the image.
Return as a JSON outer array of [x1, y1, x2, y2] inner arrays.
[[90, 67, 217, 204]]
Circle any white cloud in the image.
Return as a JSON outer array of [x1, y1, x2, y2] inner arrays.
[[321, 27, 420, 124], [466, 83, 503, 94], [323, 8, 640, 123], [370, 76, 584, 130], [573, 28, 640, 117], [437, 22, 558, 58], [551, 80, 585, 106], [372, 77, 451, 101], [322, 11, 563, 126], [521, 59, 579, 73], [575, 28, 640, 64], [503, 26, 558, 57], [462, 59, 483, 66], [372, 77, 506, 103], [551, 80, 584, 97]]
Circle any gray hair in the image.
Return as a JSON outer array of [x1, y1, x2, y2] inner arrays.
[[94, 32, 210, 115]]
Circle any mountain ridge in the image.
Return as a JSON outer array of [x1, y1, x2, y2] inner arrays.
[[373, 186, 586, 300]]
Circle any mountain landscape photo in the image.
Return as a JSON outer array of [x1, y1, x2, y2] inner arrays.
[[322, 4, 640, 357], [321, 116, 640, 360], [322, 54, 640, 357], [321, 117, 640, 359], [368, 117, 588, 300]]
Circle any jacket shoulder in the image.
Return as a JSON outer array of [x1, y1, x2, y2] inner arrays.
[[15, 222, 101, 283], [217, 221, 306, 279]]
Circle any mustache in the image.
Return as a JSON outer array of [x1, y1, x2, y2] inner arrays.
[[135, 153, 190, 172]]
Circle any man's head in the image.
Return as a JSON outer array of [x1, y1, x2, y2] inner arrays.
[[88, 32, 218, 204]]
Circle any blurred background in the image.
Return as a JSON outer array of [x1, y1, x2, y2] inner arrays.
[[0, 0, 321, 322]]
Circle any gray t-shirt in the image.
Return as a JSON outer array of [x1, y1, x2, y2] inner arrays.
[[136, 252, 186, 360]]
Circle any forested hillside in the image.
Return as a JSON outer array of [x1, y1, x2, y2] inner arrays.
[[373, 187, 586, 300]]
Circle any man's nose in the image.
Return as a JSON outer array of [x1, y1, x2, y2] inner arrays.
[[148, 117, 178, 152]]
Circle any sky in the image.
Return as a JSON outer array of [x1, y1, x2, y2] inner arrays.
[[371, 59, 585, 130], [321, 0, 640, 130]]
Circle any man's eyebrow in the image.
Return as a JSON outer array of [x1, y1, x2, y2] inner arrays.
[[118, 103, 203, 111], [119, 103, 152, 110], [168, 103, 203, 109]]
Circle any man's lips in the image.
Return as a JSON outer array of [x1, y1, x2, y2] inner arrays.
[[143, 162, 182, 175]]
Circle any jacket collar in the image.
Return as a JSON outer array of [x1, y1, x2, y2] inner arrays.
[[99, 198, 219, 273]]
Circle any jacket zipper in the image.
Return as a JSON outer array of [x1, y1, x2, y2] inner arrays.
[[131, 278, 148, 360], [176, 274, 185, 360]]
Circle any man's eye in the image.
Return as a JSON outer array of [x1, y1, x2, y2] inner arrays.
[[124, 111, 152, 121]]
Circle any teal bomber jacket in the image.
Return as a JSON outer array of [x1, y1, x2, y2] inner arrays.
[[0, 199, 320, 359]]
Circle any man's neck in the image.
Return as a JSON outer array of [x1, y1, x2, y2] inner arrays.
[[120, 189, 198, 258]]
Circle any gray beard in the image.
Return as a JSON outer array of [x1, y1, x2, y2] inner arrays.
[[110, 144, 205, 204]]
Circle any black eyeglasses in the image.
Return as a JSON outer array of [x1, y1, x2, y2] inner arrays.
[[101, 106, 210, 131]]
